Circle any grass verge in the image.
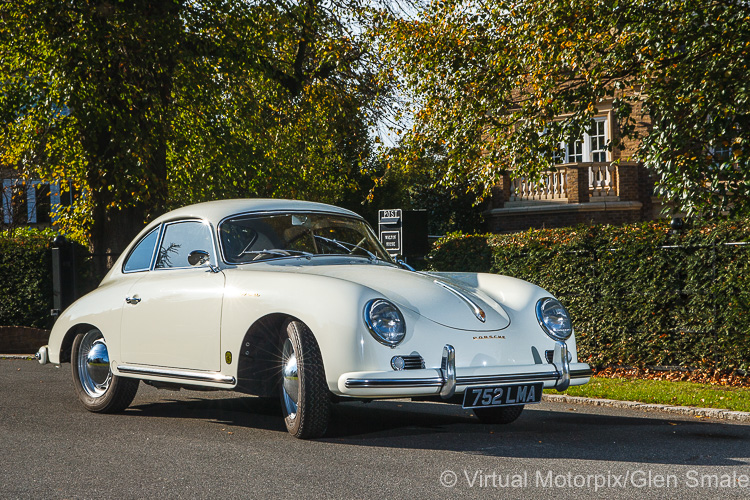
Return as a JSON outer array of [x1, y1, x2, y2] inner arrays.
[[546, 377, 750, 413]]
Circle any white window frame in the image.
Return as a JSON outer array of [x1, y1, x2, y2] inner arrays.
[[554, 116, 610, 164]]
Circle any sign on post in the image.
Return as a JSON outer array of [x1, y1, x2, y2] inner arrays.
[[378, 209, 402, 256], [378, 209, 428, 261]]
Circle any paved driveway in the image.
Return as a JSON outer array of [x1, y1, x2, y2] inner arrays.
[[2, 359, 749, 499]]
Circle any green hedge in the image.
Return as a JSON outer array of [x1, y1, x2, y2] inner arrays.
[[428, 220, 750, 372], [0, 228, 55, 329]]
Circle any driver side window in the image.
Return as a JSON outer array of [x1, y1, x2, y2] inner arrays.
[[155, 220, 213, 269]]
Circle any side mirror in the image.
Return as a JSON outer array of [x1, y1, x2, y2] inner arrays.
[[187, 250, 210, 267]]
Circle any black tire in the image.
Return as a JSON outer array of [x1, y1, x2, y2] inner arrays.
[[473, 405, 525, 424], [279, 319, 330, 439], [71, 329, 139, 413]]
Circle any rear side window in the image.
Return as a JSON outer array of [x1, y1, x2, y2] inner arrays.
[[123, 228, 159, 273]]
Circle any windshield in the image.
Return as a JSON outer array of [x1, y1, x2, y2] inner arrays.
[[219, 212, 393, 264]]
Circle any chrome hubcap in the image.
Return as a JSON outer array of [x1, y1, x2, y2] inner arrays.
[[281, 338, 299, 418], [77, 330, 112, 398]]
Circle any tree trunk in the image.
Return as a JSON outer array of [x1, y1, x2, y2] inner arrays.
[[88, 199, 151, 280]]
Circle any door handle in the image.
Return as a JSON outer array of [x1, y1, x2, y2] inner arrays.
[[125, 296, 141, 305]]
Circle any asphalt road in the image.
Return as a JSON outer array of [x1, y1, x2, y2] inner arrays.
[[2, 358, 749, 499]]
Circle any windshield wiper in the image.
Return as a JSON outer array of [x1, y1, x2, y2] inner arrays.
[[238, 249, 313, 259], [312, 235, 378, 261]]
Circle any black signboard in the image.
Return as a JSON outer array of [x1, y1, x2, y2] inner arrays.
[[378, 209, 402, 255], [378, 209, 428, 260], [381, 231, 400, 252]]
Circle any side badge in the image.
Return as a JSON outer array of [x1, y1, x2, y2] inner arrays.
[[225, 351, 232, 365]]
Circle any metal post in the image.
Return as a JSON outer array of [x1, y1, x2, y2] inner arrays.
[[51, 235, 76, 319]]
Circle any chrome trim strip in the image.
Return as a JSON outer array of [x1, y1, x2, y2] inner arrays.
[[345, 377, 444, 389], [570, 368, 594, 378], [456, 371, 559, 385], [434, 280, 487, 323], [117, 365, 236, 385], [345, 368, 592, 390]]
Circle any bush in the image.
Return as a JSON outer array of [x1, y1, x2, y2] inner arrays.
[[0, 228, 55, 328], [427, 220, 750, 372], [425, 232, 493, 272]]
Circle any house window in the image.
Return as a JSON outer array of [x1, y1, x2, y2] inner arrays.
[[590, 120, 607, 162], [2, 179, 57, 225], [552, 144, 565, 164], [567, 140, 583, 162], [711, 141, 732, 162], [2, 180, 27, 225], [34, 183, 51, 224], [554, 117, 609, 163]]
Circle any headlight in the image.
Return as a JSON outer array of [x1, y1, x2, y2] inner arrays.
[[364, 299, 406, 347], [535, 297, 573, 341]]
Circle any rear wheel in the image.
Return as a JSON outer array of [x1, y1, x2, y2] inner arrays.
[[71, 329, 139, 413], [473, 405, 525, 424], [280, 319, 330, 439]]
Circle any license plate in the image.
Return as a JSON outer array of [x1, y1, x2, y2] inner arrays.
[[462, 382, 544, 409]]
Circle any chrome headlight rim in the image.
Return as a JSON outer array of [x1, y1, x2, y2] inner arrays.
[[364, 298, 406, 347], [535, 297, 573, 341]]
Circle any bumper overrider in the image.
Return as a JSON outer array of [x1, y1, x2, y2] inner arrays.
[[35, 345, 49, 365], [338, 341, 592, 398]]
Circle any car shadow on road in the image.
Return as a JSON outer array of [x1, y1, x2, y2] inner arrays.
[[124, 391, 750, 466], [127, 393, 287, 433]]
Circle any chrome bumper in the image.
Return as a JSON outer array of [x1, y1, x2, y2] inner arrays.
[[340, 341, 592, 397]]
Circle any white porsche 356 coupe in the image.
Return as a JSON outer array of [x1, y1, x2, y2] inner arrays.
[[37, 199, 591, 438]]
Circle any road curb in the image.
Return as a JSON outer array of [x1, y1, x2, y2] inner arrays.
[[0, 354, 34, 360], [543, 393, 750, 423]]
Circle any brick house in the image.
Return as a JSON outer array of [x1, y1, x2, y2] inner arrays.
[[487, 97, 661, 232]]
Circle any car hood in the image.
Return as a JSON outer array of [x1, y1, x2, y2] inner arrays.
[[266, 261, 511, 332]]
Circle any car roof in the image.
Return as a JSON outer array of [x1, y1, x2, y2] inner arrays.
[[151, 198, 362, 226]]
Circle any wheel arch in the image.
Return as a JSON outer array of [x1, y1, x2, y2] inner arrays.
[[58, 323, 100, 363], [235, 313, 304, 397]]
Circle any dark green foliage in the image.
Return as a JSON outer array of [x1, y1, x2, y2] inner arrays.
[[362, 144, 486, 235], [428, 220, 750, 372], [425, 232, 493, 272], [0, 230, 53, 328]]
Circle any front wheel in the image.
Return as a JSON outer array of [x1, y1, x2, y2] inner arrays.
[[279, 319, 330, 439], [71, 329, 139, 413], [473, 405, 525, 424]]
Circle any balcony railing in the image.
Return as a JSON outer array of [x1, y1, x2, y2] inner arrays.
[[589, 163, 617, 199], [502, 162, 638, 206], [508, 170, 567, 203]]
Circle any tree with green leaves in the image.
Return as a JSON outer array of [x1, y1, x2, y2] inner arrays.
[[167, 1, 390, 211], [0, 0, 392, 266], [364, 142, 486, 234], [377, 0, 750, 218]]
